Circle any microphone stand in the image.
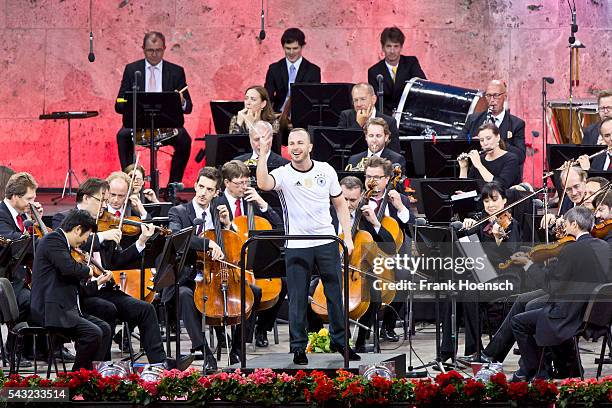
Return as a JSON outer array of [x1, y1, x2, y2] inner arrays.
[[198, 214, 210, 375], [132, 72, 140, 171], [377, 75, 384, 114], [567, 0, 578, 143]]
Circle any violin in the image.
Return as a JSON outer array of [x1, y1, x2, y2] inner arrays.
[[71, 247, 106, 277], [481, 210, 513, 241], [498, 236, 576, 269], [592, 219, 612, 239], [233, 181, 282, 312], [97, 210, 171, 236], [194, 199, 255, 326], [311, 179, 377, 322]]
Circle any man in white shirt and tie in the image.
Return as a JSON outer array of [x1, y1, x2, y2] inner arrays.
[[115, 31, 193, 187], [460, 79, 526, 169]]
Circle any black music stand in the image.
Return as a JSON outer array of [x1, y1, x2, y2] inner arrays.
[[588, 170, 612, 180], [0, 238, 30, 280], [124, 92, 184, 196], [413, 179, 480, 223], [416, 140, 481, 178], [547, 144, 605, 170], [245, 229, 286, 279], [309, 127, 367, 170], [204, 134, 282, 167], [153, 227, 193, 360], [142, 203, 173, 218], [291, 83, 354, 129], [39, 111, 98, 203], [210, 101, 243, 134]]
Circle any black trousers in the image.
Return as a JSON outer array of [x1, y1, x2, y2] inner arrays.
[[255, 278, 288, 332], [177, 283, 262, 355], [440, 298, 481, 357], [116, 127, 192, 184], [285, 242, 345, 352], [82, 290, 166, 363], [484, 289, 548, 362], [50, 314, 111, 371]]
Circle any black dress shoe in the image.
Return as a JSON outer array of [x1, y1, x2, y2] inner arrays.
[[255, 330, 269, 348], [330, 343, 361, 361], [229, 350, 241, 365], [293, 350, 308, 365], [164, 353, 195, 371], [510, 372, 527, 382], [380, 328, 399, 342], [204, 354, 218, 372], [53, 347, 76, 363], [3, 355, 33, 367]]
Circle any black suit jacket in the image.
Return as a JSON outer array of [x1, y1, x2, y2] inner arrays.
[[582, 122, 600, 145], [591, 151, 609, 171], [30, 231, 91, 328], [460, 110, 527, 165], [337, 109, 400, 153], [330, 208, 394, 247], [264, 57, 321, 112], [114, 59, 193, 127], [234, 152, 289, 168], [367, 55, 426, 116], [216, 192, 283, 230], [528, 234, 609, 346], [347, 149, 407, 175], [0, 202, 31, 288]]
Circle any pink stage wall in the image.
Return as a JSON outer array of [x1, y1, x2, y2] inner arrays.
[[1, 0, 611, 188]]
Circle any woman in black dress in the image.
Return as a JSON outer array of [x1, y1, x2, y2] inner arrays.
[[459, 123, 521, 189]]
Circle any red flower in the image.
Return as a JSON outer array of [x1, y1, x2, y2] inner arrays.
[[435, 370, 463, 386], [463, 378, 485, 397], [415, 380, 439, 404], [508, 381, 529, 400], [443, 384, 456, 396], [342, 381, 364, 398], [371, 375, 391, 392], [490, 372, 507, 387]]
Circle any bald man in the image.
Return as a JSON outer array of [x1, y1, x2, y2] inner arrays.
[[460, 80, 526, 169]]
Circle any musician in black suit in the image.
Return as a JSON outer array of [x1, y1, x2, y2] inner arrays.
[[123, 163, 160, 206], [30, 209, 113, 371], [115, 31, 192, 184], [233, 121, 289, 168], [219, 160, 282, 347], [105, 172, 152, 221], [510, 207, 609, 380], [367, 27, 426, 116], [363, 156, 415, 342], [594, 191, 612, 244], [459, 80, 526, 169], [338, 83, 400, 153], [264, 28, 321, 112], [51, 178, 182, 367], [540, 166, 588, 230], [578, 118, 612, 172], [582, 91, 612, 145], [347, 118, 406, 174]]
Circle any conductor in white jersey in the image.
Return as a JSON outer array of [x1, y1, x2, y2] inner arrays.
[[256, 128, 361, 365]]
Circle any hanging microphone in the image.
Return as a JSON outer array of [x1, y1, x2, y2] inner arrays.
[[258, 0, 265, 40], [376, 74, 383, 91], [543, 77, 554, 84], [87, 31, 95, 62]]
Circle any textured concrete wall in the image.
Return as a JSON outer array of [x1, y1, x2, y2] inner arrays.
[[1, 0, 610, 187]]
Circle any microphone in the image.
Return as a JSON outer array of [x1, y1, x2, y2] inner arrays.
[[415, 217, 427, 226], [88, 31, 95, 62], [533, 199, 544, 209], [450, 220, 464, 231], [531, 130, 540, 138], [168, 182, 184, 191], [543, 77, 554, 84], [376, 74, 383, 92], [193, 218, 204, 227], [258, 4, 266, 41], [134, 70, 141, 91], [23, 220, 34, 235]]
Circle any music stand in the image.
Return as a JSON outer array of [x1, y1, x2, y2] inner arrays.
[[413, 179, 480, 223], [39, 111, 98, 203], [142, 202, 173, 218], [587, 170, 612, 180], [205, 134, 281, 167], [309, 127, 367, 170], [245, 229, 286, 279], [417, 140, 481, 178], [546, 144, 605, 170], [153, 227, 193, 360], [210, 101, 243, 134], [290, 83, 354, 129], [124, 92, 184, 196]]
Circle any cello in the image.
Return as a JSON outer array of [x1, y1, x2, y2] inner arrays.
[[233, 183, 282, 311], [194, 199, 255, 326], [310, 180, 378, 321]]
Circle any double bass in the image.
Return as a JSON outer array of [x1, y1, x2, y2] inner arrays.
[[233, 184, 282, 311], [310, 180, 378, 321], [194, 199, 255, 326]]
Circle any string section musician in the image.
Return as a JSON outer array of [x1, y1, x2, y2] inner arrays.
[[115, 31, 192, 185], [257, 128, 361, 364]]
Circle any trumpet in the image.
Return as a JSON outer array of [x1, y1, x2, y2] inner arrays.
[[345, 156, 367, 171]]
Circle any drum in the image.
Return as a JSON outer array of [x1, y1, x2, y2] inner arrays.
[[547, 99, 599, 144], [394, 79, 488, 136], [133, 128, 179, 146]]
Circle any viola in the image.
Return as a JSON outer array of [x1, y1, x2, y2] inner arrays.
[[97, 210, 171, 237], [71, 247, 106, 277], [592, 219, 612, 239], [194, 199, 255, 326]]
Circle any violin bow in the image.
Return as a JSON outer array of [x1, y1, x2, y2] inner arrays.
[[118, 153, 141, 232]]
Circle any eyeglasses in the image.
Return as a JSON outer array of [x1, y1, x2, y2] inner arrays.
[[230, 180, 250, 187], [89, 195, 108, 204], [484, 92, 506, 100], [144, 48, 164, 54], [599, 106, 612, 113], [365, 175, 387, 181]]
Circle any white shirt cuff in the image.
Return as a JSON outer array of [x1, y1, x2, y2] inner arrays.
[[397, 208, 411, 224], [96, 232, 106, 243], [522, 260, 534, 271], [135, 241, 146, 253]]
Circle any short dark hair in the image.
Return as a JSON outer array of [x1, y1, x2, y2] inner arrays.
[[364, 117, 391, 140], [586, 176, 608, 187], [222, 160, 250, 182], [480, 181, 507, 201], [123, 163, 146, 179], [364, 156, 393, 177], [380, 27, 405, 47], [593, 190, 612, 209], [76, 178, 109, 204], [340, 176, 364, 191], [288, 128, 311, 143], [281, 28, 306, 46], [598, 90, 612, 105], [60, 209, 97, 234], [4, 172, 37, 199], [143, 31, 166, 48], [197, 167, 220, 188], [564, 206, 595, 232]]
